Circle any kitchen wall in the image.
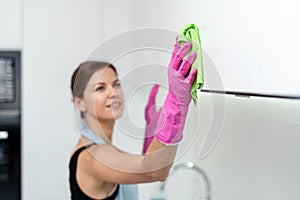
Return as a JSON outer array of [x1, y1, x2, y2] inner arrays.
[[0, 0, 22, 49], [21, 0, 135, 199], [22, 0, 102, 199]]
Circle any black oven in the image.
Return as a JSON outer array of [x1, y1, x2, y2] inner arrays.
[[0, 126, 21, 200], [0, 51, 21, 200], [0, 51, 21, 109]]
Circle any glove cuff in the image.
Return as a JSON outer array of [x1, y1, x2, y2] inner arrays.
[[154, 93, 189, 145]]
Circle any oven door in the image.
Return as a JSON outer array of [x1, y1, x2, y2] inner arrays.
[[0, 126, 20, 200]]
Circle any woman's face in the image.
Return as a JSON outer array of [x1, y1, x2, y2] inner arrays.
[[81, 67, 124, 121]]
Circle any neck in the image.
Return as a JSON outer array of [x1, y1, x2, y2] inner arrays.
[[84, 117, 115, 142]]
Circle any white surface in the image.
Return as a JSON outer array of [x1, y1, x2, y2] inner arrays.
[[139, 93, 300, 200], [257, 0, 300, 97], [22, 0, 103, 199], [194, 93, 300, 200], [130, 0, 300, 98], [0, 0, 22, 49]]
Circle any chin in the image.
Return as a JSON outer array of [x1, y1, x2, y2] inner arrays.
[[112, 111, 123, 120], [113, 105, 124, 119], [98, 114, 122, 121], [114, 114, 123, 120]]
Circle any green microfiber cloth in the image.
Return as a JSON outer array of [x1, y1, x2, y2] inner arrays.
[[177, 23, 204, 104]]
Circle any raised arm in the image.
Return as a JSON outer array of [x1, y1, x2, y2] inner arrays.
[[83, 39, 197, 184]]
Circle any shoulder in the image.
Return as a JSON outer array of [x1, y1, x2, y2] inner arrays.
[[74, 143, 118, 198], [69, 137, 108, 174], [74, 140, 115, 176]]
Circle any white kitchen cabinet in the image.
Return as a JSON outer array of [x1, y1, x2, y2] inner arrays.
[[0, 0, 22, 49], [22, 1, 103, 199]]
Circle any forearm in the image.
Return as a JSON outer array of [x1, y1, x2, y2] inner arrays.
[[89, 144, 175, 184], [141, 138, 177, 179], [146, 138, 177, 181], [146, 138, 166, 153]]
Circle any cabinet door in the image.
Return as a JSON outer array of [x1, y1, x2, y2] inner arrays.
[[0, 0, 22, 49], [23, 1, 103, 199]]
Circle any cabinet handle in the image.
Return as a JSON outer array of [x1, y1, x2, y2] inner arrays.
[[0, 131, 8, 139]]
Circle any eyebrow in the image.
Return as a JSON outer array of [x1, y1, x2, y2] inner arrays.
[[96, 79, 120, 85]]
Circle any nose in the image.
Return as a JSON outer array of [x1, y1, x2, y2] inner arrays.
[[108, 86, 117, 98]]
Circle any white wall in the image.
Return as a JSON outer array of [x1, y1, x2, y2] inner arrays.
[[129, 0, 300, 97], [22, 0, 135, 199], [22, 0, 103, 199], [0, 0, 22, 49]]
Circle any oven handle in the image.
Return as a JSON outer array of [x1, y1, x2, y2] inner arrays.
[[0, 131, 8, 140]]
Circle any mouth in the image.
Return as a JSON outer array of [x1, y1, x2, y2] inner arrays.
[[106, 102, 122, 109]]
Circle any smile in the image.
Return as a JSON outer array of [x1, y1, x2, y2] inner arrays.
[[106, 102, 121, 109]]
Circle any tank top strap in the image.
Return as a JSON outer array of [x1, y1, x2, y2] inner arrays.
[[80, 124, 106, 145], [69, 143, 120, 200]]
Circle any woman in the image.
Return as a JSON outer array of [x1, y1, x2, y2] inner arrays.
[[69, 39, 197, 199]]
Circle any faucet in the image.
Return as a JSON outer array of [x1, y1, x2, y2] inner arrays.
[[159, 162, 212, 200]]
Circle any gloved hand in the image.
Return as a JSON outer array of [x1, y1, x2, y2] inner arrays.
[[142, 84, 161, 154], [154, 40, 197, 145]]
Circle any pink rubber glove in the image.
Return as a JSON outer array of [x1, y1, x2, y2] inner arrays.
[[154, 40, 197, 145], [143, 84, 161, 154]]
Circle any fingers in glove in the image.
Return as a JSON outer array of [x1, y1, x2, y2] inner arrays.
[[145, 84, 160, 124], [147, 84, 159, 107], [178, 52, 196, 77], [186, 68, 198, 85], [171, 42, 192, 70], [173, 40, 181, 53], [169, 36, 181, 66]]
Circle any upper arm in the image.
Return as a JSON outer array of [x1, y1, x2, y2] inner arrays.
[[84, 144, 175, 184]]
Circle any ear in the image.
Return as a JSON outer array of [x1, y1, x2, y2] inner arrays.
[[72, 96, 86, 112]]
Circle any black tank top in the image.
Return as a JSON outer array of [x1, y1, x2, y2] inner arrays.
[[69, 143, 119, 200]]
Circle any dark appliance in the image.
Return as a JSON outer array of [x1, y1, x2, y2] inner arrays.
[[0, 51, 21, 200]]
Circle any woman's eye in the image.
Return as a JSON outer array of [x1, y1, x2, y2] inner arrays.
[[96, 86, 105, 91], [114, 83, 121, 88]]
